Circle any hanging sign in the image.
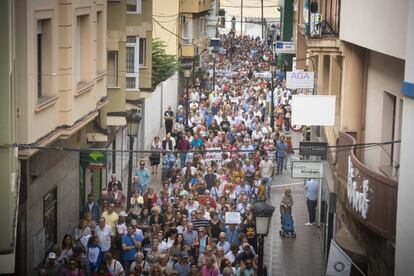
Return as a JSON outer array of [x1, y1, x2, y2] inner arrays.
[[291, 161, 323, 178], [274, 41, 295, 54], [80, 150, 107, 168], [286, 71, 315, 89]]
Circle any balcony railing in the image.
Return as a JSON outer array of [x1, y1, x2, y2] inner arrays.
[[336, 131, 398, 240], [308, 0, 340, 38]]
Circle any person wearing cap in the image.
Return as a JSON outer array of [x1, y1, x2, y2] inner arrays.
[[43, 252, 60, 276], [116, 211, 128, 236]]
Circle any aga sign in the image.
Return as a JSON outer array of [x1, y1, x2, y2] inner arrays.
[[286, 71, 315, 89]]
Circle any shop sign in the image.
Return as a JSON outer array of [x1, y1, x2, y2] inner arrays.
[[299, 141, 327, 159], [291, 161, 323, 178], [286, 71, 315, 89], [347, 156, 369, 219], [274, 41, 295, 54], [80, 150, 106, 168]]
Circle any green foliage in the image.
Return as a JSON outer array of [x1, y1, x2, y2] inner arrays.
[[152, 38, 177, 87]]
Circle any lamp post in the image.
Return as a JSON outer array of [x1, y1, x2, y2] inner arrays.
[[229, 30, 235, 60], [126, 109, 142, 211], [231, 16, 236, 32], [212, 49, 218, 93], [269, 61, 277, 131], [253, 200, 276, 276], [183, 63, 192, 128]]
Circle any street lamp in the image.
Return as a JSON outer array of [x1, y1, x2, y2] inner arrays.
[[126, 109, 142, 210], [269, 61, 277, 131], [229, 29, 235, 60], [183, 63, 192, 127], [211, 49, 218, 93], [231, 16, 236, 31], [253, 200, 276, 276]]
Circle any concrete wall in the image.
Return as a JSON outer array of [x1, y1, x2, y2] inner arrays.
[[395, 0, 414, 274], [363, 51, 404, 173], [139, 73, 178, 151], [340, 0, 408, 60], [25, 149, 79, 273]]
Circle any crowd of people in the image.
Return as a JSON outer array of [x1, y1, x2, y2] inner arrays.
[[40, 34, 299, 276]]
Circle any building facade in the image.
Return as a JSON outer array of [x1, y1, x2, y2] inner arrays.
[[15, 0, 108, 274], [293, 0, 409, 274]]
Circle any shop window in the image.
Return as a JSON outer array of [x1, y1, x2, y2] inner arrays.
[[43, 188, 57, 251]]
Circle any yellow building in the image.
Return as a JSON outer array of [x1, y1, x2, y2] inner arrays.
[[179, 0, 212, 58], [14, 0, 108, 274], [153, 0, 179, 56]]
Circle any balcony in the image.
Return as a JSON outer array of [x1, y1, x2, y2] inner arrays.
[[336, 131, 398, 240], [305, 0, 340, 39], [181, 44, 195, 57], [180, 0, 212, 14]]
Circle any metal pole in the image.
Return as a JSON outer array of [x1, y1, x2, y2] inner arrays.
[[258, 235, 264, 275], [261, 0, 264, 39], [127, 135, 134, 210], [270, 73, 275, 131], [240, 0, 243, 35], [185, 79, 189, 127], [213, 58, 216, 92]]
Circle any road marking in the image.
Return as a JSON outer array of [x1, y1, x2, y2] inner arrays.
[[271, 181, 304, 187]]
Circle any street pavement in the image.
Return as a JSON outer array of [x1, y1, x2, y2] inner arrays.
[[263, 131, 324, 276]]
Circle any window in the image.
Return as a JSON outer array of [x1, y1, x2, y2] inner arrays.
[[126, 36, 139, 89], [139, 38, 146, 66], [76, 15, 90, 85], [37, 19, 52, 99], [107, 51, 118, 87], [44, 188, 57, 251], [127, 0, 142, 13], [96, 11, 104, 73]]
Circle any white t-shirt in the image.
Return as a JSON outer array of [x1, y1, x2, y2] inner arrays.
[[95, 224, 113, 252], [107, 259, 124, 276], [259, 160, 274, 178]]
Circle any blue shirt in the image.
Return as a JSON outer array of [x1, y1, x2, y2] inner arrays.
[[305, 179, 319, 201], [135, 168, 151, 187], [276, 141, 288, 158], [225, 226, 240, 246], [122, 234, 141, 261]]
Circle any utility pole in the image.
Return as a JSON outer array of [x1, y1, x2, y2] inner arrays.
[[240, 0, 243, 35], [261, 0, 264, 39]]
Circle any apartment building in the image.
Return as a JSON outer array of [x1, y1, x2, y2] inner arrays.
[[104, 0, 153, 188], [0, 0, 18, 274], [293, 0, 410, 274], [179, 0, 212, 59], [153, 0, 179, 56], [14, 0, 107, 274]]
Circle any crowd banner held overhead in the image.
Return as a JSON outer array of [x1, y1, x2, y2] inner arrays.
[[286, 71, 315, 89], [291, 161, 323, 178], [299, 141, 328, 160], [291, 95, 336, 126], [203, 147, 222, 165], [274, 41, 295, 54], [225, 212, 242, 224], [325, 240, 352, 276]]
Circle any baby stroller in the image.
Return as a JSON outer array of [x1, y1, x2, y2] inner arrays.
[[279, 212, 296, 238]]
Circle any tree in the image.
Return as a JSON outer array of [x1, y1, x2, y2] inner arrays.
[[152, 38, 177, 87]]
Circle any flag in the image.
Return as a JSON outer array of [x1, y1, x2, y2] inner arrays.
[[325, 240, 352, 276]]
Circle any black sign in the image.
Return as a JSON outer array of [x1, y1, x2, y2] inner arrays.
[[80, 151, 106, 168], [299, 141, 328, 160]]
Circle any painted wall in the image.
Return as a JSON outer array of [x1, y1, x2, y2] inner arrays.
[[363, 51, 404, 173], [340, 0, 408, 60], [139, 73, 178, 151], [395, 0, 414, 274], [16, 0, 107, 144], [153, 0, 179, 56]]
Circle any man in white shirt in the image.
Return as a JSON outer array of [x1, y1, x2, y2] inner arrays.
[[259, 153, 274, 199], [95, 217, 113, 253]]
